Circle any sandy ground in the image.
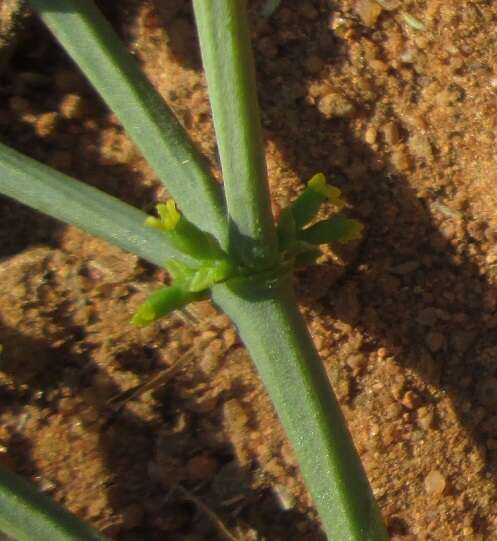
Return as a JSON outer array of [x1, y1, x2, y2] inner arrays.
[[2, 1, 497, 539]]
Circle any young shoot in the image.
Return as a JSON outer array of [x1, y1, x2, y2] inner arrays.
[[133, 174, 363, 327]]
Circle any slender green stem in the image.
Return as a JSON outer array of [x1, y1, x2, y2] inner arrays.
[[0, 465, 109, 541], [192, 0, 278, 267], [28, 0, 228, 246], [0, 143, 191, 268], [212, 276, 388, 541]]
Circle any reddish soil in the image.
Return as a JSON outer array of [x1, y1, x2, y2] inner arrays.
[[2, 1, 497, 540]]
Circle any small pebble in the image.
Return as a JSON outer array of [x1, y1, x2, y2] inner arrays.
[[390, 146, 411, 171], [212, 461, 249, 500], [223, 399, 249, 429], [223, 328, 237, 349], [401, 390, 421, 410], [385, 402, 403, 420], [382, 121, 401, 145], [87, 494, 108, 518], [280, 442, 297, 467], [37, 477, 56, 493], [416, 407, 434, 430], [211, 314, 230, 329], [370, 59, 389, 72], [185, 396, 218, 414], [318, 92, 355, 119], [273, 483, 296, 510], [346, 353, 367, 372], [365, 125, 378, 145], [355, 0, 383, 27], [186, 453, 219, 481], [80, 406, 99, 425], [426, 332, 445, 353], [60, 93, 87, 120], [409, 133, 433, 161], [193, 330, 217, 350], [58, 397, 79, 415], [35, 112, 59, 137], [199, 338, 224, 374], [424, 469, 446, 496]]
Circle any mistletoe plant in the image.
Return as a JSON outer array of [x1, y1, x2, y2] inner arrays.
[[0, 1, 387, 540]]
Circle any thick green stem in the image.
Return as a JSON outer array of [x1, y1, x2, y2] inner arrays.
[[0, 140, 387, 539], [0, 465, 109, 541], [28, 0, 228, 246], [0, 142, 190, 268], [212, 275, 388, 541], [192, 0, 278, 267]]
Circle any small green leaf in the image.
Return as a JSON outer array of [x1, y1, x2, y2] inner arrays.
[[164, 259, 196, 283], [189, 267, 219, 293], [277, 174, 349, 259], [146, 201, 226, 261], [299, 217, 363, 245], [278, 173, 345, 236], [189, 260, 236, 292], [308, 173, 344, 209], [131, 285, 206, 327], [286, 188, 326, 230]]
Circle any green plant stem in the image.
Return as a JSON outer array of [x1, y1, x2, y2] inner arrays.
[[0, 143, 189, 268], [0, 465, 109, 541], [192, 0, 278, 267], [212, 275, 388, 541], [28, 0, 228, 246], [0, 140, 387, 539]]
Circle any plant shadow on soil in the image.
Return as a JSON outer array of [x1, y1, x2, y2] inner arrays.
[[243, 0, 497, 536], [1, 0, 497, 540]]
